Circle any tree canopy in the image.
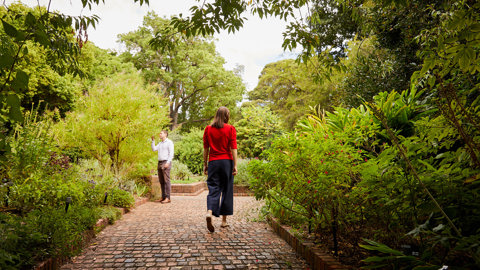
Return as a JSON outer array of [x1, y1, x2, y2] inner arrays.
[[119, 12, 245, 130], [248, 59, 333, 129], [54, 72, 169, 175]]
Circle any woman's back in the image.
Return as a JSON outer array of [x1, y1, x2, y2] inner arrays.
[[203, 124, 237, 161]]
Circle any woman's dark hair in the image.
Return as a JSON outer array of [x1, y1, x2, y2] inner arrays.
[[211, 106, 230, 128]]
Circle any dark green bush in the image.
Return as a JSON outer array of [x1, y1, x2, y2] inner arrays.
[[174, 128, 204, 174], [0, 212, 47, 269], [0, 205, 99, 270], [108, 187, 134, 208]]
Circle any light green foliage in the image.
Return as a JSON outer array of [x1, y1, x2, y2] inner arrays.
[[248, 109, 369, 238], [133, 182, 149, 197], [248, 59, 334, 129], [77, 42, 137, 88], [53, 72, 170, 176], [235, 105, 284, 158], [107, 187, 134, 209], [0, 2, 100, 149], [119, 12, 245, 130], [0, 109, 90, 213], [95, 206, 122, 225], [174, 128, 204, 174], [233, 159, 253, 186], [170, 161, 193, 181]]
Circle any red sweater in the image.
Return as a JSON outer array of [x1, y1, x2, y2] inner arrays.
[[203, 124, 237, 161]]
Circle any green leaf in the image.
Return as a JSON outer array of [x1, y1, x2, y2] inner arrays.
[[363, 255, 398, 262], [25, 12, 37, 27], [0, 53, 14, 69], [12, 70, 29, 91], [360, 239, 404, 256], [6, 95, 23, 123], [1, 20, 18, 38]]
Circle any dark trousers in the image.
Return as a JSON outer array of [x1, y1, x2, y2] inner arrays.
[[207, 159, 234, 217], [157, 161, 171, 199]]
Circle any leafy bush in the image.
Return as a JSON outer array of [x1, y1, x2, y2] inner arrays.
[[0, 205, 99, 270], [107, 187, 134, 208], [174, 128, 204, 174], [95, 206, 122, 225], [236, 105, 284, 158], [53, 72, 170, 176], [233, 159, 252, 186], [0, 212, 47, 269], [249, 89, 480, 267], [0, 111, 98, 213], [133, 182, 150, 197], [171, 161, 192, 181]]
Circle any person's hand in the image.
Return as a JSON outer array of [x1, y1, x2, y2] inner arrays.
[[232, 165, 238, 176], [151, 136, 155, 140], [164, 162, 170, 169], [204, 165, 208, 175]]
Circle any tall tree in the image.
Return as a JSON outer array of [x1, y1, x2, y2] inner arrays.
[[248, 59, 334, 129], [119, 12, 245, 130], [54, 72, 169, 175], [0, 0, 148, 156]]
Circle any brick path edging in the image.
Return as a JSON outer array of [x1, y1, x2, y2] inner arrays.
[[149, 175, 253, 196], [267, 216, 352, 270], [34, 197, 149, 270]]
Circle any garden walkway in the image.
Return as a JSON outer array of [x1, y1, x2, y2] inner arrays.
[[61, 191, 308, 269]]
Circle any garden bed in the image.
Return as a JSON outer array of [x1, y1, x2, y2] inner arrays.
[[267, 216, 352, 270], [34, 197, 149, 270]]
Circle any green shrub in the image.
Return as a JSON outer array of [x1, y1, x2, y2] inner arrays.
[[108, 187, 134, 208], [0, 205, 99, 270], [0, 212, 47, 269], [236, 105, 284, 158], [95, 206, 122, 225], [174, 128, 204, 174], [234, 159, 252, 186], [133, 182, 149, 197], [171, 161, 192, 181]]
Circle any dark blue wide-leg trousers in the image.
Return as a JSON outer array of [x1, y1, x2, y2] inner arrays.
[[207, 159, 234, 217]]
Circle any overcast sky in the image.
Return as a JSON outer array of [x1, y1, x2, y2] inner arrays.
[[6, 0, 298, 91]]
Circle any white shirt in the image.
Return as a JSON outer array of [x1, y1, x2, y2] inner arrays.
[[151, 138, 174, 163]]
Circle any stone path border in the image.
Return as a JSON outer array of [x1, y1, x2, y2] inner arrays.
[[267, 217, 351, 270]]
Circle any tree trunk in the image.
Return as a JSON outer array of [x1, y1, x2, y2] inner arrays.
[[170, 108, 179, 130]]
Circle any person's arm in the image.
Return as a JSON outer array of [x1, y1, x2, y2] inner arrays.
[[203, 147, 209, 175], [231, 149, 238, 175], [151, 137, 158, 151]]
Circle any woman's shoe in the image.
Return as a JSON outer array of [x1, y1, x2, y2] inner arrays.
[[206, 212, 215, 233]]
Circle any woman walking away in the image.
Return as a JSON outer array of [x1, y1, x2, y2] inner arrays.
[[203, 106, 238, 233]]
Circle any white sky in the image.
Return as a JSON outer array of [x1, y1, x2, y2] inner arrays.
[[6, 0, 299, 91]]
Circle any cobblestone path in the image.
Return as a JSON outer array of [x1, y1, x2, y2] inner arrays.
[[61, 191, 308, 269]]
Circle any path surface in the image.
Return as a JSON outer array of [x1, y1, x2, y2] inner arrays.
[[61, 191, 308, 269]]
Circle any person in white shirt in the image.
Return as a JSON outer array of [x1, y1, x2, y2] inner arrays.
[[151, 130, 174, 204]]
